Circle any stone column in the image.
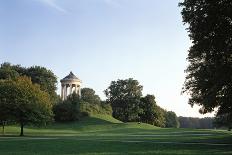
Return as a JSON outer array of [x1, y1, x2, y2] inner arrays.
[[69, 84, 72, 95], [75, 85, 77, 94], [65, 84, 67, 100]]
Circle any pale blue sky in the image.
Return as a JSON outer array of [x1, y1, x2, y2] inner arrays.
[[0, 0, 214, 117]]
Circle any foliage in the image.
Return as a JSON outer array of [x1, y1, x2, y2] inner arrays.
[[105, 78, 143, 122], [53, 93, 80, 122], [178, 116, 214, 129], [80, 101, 112, 116], [214, 113, 232, 131], [180, 0, 232, 128], [0, 77, 53, 136], [139, 95, 166, 127], [165, 111, 179, 128], [153, 105, 166, 127], [80, 87, 112, 116], [0, 62, 58, 104], [81, 88, 101, 105]]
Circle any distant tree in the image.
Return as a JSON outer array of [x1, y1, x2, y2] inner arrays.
[[105, 78, 143, 122], [214, 113, 232, 131], [53, 93, 80, 122], [199, 117, 214, 129], [139, 94, 166, 127], [0, 77, 53, 136], [178, 116, 214, 129], [139, 95, 157, 124], [153, 105, 166, 127], [165, 111, 179, 128], [180, 0, 232, 127], [81, 88, 101, 105]]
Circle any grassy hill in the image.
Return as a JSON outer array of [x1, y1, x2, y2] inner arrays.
[[0, 114, 232, 155]]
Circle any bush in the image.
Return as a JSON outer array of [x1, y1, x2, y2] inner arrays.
[[53, 93, 81, 122], [80, 101, 112, 116]]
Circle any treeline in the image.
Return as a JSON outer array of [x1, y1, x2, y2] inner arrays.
[[178, 117, 214, 129], [53, 88, 112, 122], [1, 62, 206, 135], [105, 78, 179, 128]]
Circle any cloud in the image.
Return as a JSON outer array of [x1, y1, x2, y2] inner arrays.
[[35, 0, 67, 13]]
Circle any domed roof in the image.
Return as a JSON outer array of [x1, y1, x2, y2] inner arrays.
[[60, 71, 81, 82]]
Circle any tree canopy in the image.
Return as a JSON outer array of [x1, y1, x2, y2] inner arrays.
[[81, 88, 101, 105], [165, 111, 179, 128], [53, 93, 80, 122], [139, 95, 166, 127], [180, 0, 232, 127], [105, 78, 143, 122], [0, 77, 53, 136], [0, 62, 58, 104]]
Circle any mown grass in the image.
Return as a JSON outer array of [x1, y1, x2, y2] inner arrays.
[[0, 114, 231, 155]]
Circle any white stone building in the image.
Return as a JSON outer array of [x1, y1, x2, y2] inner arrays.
[[60, 72, 82, 100]]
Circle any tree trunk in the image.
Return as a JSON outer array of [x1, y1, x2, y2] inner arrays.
[[20, 123, 24, 136], [2, 122, 5, 135]]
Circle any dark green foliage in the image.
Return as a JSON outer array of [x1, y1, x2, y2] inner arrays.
[[26, 66, 58, 104], [53, 93, 80, 122], [0, 62, 58, 104], [0, 77, 53, 136], [180, 0, 232, 128], [80, 101, 112, 116], [105, 78, 143, 122], [81, 88, 101, 105], [165, 111, 180, 128], [0, 67, 19, 80], [139, 95, 166, 127], [178, 116, 214, 129], [53, 88, 112, 122], [80, 87, 112, 116], [153, 105, 166, 127], [214, 113, 232, 131]]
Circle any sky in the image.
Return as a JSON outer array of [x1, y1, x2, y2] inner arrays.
[[0, 0, 214, 117]]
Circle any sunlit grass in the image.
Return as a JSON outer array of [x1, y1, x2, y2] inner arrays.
[[0, 114, 231, 155]]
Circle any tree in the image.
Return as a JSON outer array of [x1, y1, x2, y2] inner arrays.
[[81, 88, 101, 105], [165, 111, 179, 128], [139, 95, 167, 127], [178, 116, 214, 129], [180, 0, 232, 126], [0, 63, 58, 104], [214, 113, 232, 131], [153, 105, 166, 127], [105, 78, 143, 122], [53, 93, 81, 122], [26, 66, 57, 97], [0, 77, 53, 136]]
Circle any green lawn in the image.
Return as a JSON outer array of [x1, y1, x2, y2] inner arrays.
[[0, 114, 232, 155]]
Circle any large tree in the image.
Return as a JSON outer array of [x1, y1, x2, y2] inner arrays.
[[0, 77, 53, 136], [139, 94, 167, 127], [0, 63, 58, 104], [105, 78, 143, 122], [180, 0, 232, 125], [81, 88, 101, 105]]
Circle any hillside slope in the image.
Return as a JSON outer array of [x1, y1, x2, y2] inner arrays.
[[3, 114, 160, 136]]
